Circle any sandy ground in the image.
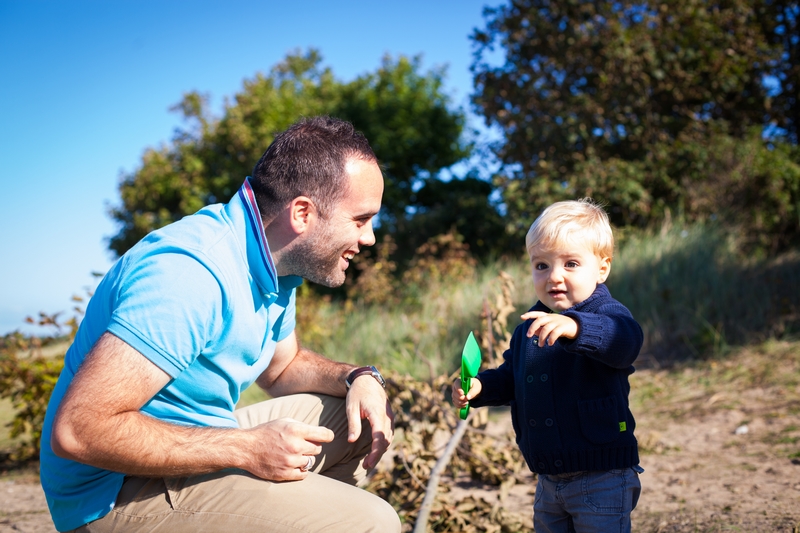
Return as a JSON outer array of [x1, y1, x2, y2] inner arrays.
[[449, 363, 800, 532], [2, 364, 799, 532], [0, 476, 53, 533], [629, 388, 800, 532], [4, 414, 797, 533]]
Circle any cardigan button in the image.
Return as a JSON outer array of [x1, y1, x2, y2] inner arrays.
[[540, 374, 549, 382], [526, 375, 534, 383], [554, 460, 563, 467], [528, 419, 537, 427], [538, 462, 546, 470], [545, 418, 554, 427]]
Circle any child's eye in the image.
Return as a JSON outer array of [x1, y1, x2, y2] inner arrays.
[[535, 263, 548, 270], [565, 261, 578, 268]]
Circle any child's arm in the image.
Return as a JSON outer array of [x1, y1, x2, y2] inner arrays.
[[451, 377, 483, 409], [562, 304, 643, 368], [521, 310, 578, 347]]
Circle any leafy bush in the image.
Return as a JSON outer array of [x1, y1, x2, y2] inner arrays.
[[0, 312, 76, 461]]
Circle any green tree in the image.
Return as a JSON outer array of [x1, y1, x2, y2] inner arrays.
[[754, 1, 799, 143], [400, 175, 509, 263], [108, 51, 341, 255], [471, 0, 795, 248], [108, 50, 473, 258], [335, 55, 471, 231]]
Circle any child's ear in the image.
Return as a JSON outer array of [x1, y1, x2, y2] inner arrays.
[[597, 256, 612, 283]]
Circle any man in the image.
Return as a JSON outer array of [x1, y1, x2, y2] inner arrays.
[[40, 116, 400, 532]]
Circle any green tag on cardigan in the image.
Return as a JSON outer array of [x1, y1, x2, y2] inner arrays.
[[619, 421, 627, 432]]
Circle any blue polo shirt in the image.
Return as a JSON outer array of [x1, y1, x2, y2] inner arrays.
[[40, 178, 302, 532]]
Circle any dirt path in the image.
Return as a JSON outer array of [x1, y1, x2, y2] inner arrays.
[[0, 476, 53, 533], [628, 343, 800, 532], [633, 406, 800, 531], [2, 344, 799, 532], [1, 421, 798, 533]]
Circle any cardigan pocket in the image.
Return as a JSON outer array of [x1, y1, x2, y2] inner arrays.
[[578, 396, 622, 445]]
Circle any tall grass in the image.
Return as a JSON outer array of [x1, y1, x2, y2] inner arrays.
[[299, 259, 535, 379], [296, 223, 800, 377], [611, 222, 800, 365]]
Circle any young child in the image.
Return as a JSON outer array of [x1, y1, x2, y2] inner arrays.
[[453, 199, 644, 533]]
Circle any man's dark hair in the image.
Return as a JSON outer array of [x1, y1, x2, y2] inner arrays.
[[250, 116, 377, 220]]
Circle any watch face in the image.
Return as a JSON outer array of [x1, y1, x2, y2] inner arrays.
[[369, 366, 386, 386]]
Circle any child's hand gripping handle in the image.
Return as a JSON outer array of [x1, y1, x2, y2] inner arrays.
[[459, 332, 482, 420]]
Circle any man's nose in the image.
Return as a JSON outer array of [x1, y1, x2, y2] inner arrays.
[[359, 219, 376, 247]]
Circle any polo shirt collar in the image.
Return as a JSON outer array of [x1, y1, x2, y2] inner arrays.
[[235, 178, 303, 303]]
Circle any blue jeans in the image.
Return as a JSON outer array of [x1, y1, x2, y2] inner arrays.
[[533, 466, 643, 533]]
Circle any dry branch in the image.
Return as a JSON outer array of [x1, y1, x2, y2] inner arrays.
[[413, 412, 474, 533]]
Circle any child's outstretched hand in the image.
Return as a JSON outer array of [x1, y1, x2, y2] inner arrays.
[[452, 377, 482, 408], [521, 311, 579, 347]]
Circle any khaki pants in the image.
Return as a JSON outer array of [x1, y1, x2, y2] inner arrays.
[[73, 394, 400, 533]]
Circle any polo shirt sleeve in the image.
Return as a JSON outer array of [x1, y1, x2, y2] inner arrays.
[[107, 251, 224, 378], [276, 291, 296, 341]]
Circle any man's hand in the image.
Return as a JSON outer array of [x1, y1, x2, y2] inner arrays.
[[452, 377, 482, 409], [345, 375, 394, 471], [243, 417, 334, 481], [521, 311, 579, 347]]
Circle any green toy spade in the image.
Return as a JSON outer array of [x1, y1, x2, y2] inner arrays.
[[459, 331, 482, 420]]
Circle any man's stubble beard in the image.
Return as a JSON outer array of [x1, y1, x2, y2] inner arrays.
[[282, 223, 347, 288]]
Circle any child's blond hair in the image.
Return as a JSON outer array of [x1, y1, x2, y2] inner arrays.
[[525, 199, 614, 259]]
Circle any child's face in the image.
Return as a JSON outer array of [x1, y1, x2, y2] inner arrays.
[[529, 244, 611, 311]]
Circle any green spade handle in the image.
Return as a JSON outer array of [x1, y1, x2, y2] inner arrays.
[[459, 332, 481, 420], [459, 378, 472, 420]]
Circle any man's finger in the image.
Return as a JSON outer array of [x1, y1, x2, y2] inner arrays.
[[364, 420, 392, 470], [296, 422, 335, 444], [346, 401, 362, 442], [302, 442, 325, 456]]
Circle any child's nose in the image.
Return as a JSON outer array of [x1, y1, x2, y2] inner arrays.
[[549, 267, 564, 282]]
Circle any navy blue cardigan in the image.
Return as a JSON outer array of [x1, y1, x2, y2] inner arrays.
[[470, 284, 643, 475]]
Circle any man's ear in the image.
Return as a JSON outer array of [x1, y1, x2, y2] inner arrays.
[[287, 196, 316, 235], [598, 256, 612, 284]]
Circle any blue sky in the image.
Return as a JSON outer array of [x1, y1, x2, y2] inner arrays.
[[0, 0, 497, 335]]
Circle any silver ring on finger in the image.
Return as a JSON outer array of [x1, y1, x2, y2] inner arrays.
[[300, 455, 314, 472]]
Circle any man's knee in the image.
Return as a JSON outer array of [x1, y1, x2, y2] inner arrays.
[[362, 494, 401, 533]]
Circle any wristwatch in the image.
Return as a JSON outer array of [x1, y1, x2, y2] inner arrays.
[[345, 365, 386, 389]]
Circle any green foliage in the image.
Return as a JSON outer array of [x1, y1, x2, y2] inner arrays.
[[400, 174, 510, 264], [108, 50, 471, 257], [610, 222, 800, 364], [346, 234, 398, 306], [304, 257, 534, 379], [753, 0, 800, 143], [472, 0, 776, 173], [672, 126, 800, 252], [0, 312, 76, 461], [472, 0, 800, 252], [346, 229, 484, 312], [401, 231, 479, 305], [334, 55, 471, 228], [300, 222, 800, 371]]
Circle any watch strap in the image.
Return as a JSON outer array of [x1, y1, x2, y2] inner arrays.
[[346, 365, 385, 389]]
